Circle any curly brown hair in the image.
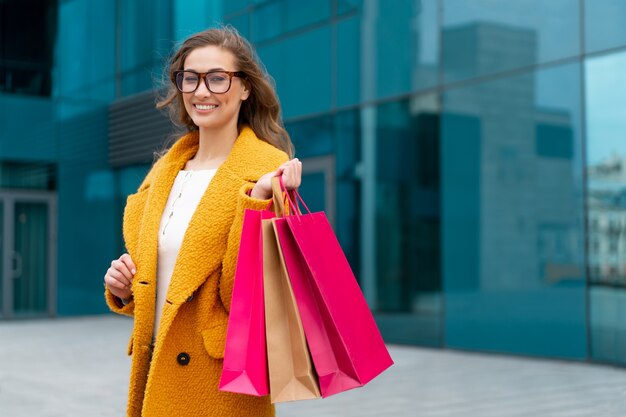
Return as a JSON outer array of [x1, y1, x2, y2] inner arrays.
[[156, 25, 294, 157]]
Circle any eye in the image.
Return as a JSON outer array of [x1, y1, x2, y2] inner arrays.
[[209, 75, 228, 83]]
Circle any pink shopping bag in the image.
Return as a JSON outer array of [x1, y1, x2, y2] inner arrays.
[[219, 208, 275, 396], [273, 182, 393, 397]]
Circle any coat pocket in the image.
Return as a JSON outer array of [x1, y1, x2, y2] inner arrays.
[[202, 322, 227, 360]]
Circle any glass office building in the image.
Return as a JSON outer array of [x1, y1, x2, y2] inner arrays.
[[2, 0, 626, 365]]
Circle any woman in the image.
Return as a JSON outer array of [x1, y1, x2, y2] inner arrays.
[[103, 26, 301, 417]]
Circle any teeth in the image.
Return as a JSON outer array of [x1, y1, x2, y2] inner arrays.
[[195, 104, 218, 110]]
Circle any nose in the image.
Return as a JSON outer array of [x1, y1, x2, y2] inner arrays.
[[194, 78, 211, 97]]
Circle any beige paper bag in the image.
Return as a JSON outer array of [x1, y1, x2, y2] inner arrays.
[[262, 213, 321, 403]]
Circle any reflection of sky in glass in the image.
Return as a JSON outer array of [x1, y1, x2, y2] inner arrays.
[[585, 0, 626, 53], [586, 52, 626, 165]]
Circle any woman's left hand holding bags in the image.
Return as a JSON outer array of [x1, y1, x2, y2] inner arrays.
[[250, 158, 302, 199]]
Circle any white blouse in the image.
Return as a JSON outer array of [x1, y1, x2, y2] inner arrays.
[[153, 169, 217, 340]]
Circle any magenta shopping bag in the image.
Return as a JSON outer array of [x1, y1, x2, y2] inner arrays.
[[273, 185, 393, 398], [219, 208, 275, 396]]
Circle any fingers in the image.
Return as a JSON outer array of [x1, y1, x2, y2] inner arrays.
[[104, 254, 136, 299], [251, 158, 303, 199], [119, 253, 137, 275], [107, 266, 131, 288], [278, 158, 302, 190], [112, 257, 134, 283]]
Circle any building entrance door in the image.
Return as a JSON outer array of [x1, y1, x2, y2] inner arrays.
[[0, 190, 57, 318]]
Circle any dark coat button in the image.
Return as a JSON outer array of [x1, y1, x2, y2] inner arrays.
[[177, 352, 190, 366]]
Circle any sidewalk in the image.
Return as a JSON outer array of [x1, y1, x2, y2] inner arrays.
[[1, 316, 626, 417]]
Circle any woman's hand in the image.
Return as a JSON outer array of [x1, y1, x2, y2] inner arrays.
[[251, 158, 302, 200], [104, 253, 136, 302]]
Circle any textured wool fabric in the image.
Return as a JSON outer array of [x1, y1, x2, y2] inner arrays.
[[105, 126, 288, 417]]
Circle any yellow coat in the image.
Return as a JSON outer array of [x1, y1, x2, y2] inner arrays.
[[105, 126, 288, 417]]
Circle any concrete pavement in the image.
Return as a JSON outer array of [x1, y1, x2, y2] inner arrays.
[[1, 315, 626, 416]]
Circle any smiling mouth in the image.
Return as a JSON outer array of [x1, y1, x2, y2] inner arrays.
[[194, 104, 218, 110]]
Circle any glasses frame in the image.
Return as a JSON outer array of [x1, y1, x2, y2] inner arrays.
[[173, 70, 247, 94]]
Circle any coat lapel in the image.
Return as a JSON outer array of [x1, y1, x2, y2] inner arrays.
[[134, 127, 265, 317]]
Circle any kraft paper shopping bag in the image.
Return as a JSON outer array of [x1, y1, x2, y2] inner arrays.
[[262, 216, 321, 403]]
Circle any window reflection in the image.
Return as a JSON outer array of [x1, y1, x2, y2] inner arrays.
[[443, 0, 579, 83], [442, 62, 586, 358], [258, 26, 332, 118], [586, 51, 626, 364], [0, 0, 57, 97], [373, 95, 442, 346], [118, 0, 171, 97]]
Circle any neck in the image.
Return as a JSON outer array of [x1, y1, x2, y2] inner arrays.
[[190, 122, 240, 169]]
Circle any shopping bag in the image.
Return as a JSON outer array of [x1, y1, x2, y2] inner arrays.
[[273, 180, 393, 397], [262, 178, 321, 403], [219, 208, 275, 396]]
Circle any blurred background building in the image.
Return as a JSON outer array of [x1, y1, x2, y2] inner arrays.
[[1, 0, 626, 366]]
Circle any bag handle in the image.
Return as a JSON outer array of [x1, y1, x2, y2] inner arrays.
[[271, 177, 301, 217], [277, 176, 310, 218], [271, 176, 287, 217]]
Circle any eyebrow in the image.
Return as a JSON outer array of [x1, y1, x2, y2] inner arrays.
[[183, 67, 226, 72]]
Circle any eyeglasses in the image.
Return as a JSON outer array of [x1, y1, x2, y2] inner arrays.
[[173, 70, 246, 94]]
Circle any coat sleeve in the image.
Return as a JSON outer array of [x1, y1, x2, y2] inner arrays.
[[104, 287, 135, 317], [218, 182, 275, 313]]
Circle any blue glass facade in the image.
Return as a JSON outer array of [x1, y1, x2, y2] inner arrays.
[[3, 0, 626, 365]]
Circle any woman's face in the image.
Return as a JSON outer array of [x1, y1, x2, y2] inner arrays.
[[181, 45, 249, 131]]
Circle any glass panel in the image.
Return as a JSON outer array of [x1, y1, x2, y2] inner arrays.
[[251, 0, 331, 42], [442, 63, 586, 359], [337, 0, 362, 16], [223, 0, 250, 16], [173, 0, 225, 42], [283, 0, 331, 32], [442, 0, 580, 84], [287, 115, 334, 158], [120, 67, 156, 97], [585, 0, 626, 54], [258, 26, 332, 118], [360, 0, 438, 100], [336, 15, 361, 107], [0, 162, 56, 190], [13, 202, 49, 315], [0, 95, 56, 161], [56, 0, 115, 101], [586, 51, 626, 365], [383, 0, 438, 97], [0, 0, 57, 97], [251, 2, 281, 43], [374, 94, 442, 346], [119, 0, 171, 96], [299, 172, 326, 215], [224, 12, 250, 39]]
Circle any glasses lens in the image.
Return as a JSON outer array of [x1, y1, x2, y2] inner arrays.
[[176, 71, 199, 93], [206, 72, 231, 93]]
